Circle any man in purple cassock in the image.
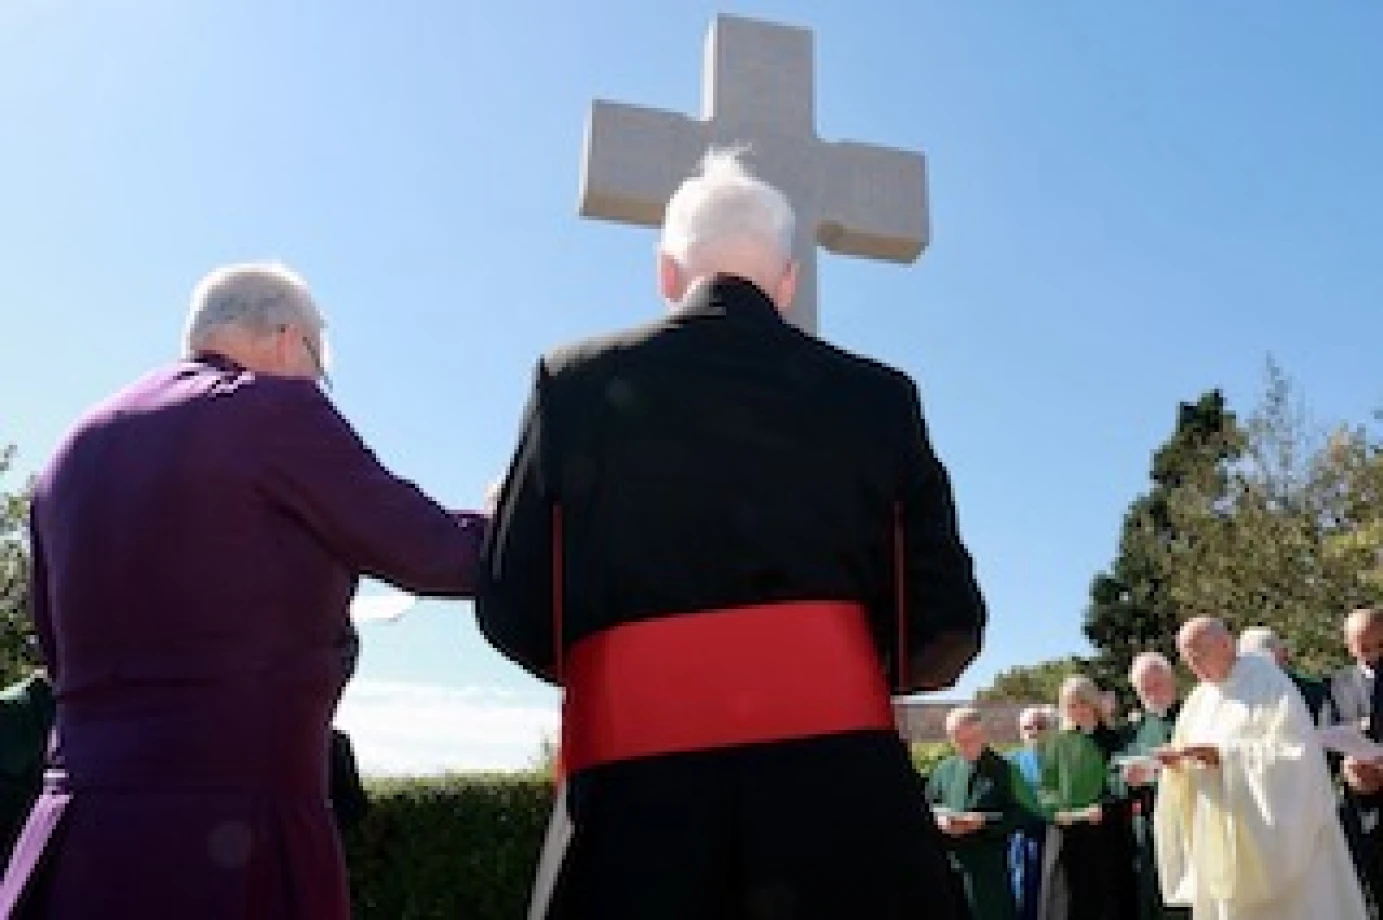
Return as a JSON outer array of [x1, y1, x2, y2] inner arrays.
[[0, 263, 487, 919]]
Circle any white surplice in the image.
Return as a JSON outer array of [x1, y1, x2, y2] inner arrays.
[[1154, 652, 1367, 919]]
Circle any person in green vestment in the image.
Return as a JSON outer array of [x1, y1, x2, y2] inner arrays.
[[1112, 652, 1190, 920], [926, 706, 1045, 920], [1034, 675, 1120, 920], [0, 670, 55, 865]]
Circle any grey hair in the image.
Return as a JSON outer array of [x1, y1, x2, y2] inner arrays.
[[1128, 651, 1175, 683], [1058, 675, 1101, 708], [944, 705, 984, 736], [1238, 626, 1284, 658], [183, 262, 325, 355], [660, 148, 796, 267]]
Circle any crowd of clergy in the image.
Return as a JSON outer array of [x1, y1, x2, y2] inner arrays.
[[924, 607, 1383, 920]]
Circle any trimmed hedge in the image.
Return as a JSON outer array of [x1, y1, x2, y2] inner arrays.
[[345, 774, 553, 920], [909, 741, 953, 775], [343, 750, 975, 917]]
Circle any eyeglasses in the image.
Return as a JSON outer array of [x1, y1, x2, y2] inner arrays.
[[298, 331, 331, 392], [276, 324, 331, 391]]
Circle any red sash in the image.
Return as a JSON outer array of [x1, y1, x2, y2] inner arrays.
[[559, 600, 896, 773], [550, 502, 906, 775]]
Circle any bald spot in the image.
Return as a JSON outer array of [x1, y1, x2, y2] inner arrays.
[[1178, 616, 1229, 650], [1345, 607, 1383, 640], [1129, 651, 1174, 683]]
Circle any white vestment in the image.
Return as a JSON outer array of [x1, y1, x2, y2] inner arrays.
[[1154, 653, 1367, 919]]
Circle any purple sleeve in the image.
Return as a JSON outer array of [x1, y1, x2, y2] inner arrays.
[[258, 380, 485, 597]]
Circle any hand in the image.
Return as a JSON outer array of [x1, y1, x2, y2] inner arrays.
[[1179, 744, 1221, 769], [482, 479, 503, 516], [1124, 763, 1155, 787], [1054, 807, 1097, 827], [939, 813, 984, 837], [1343, 757, 1383, 795], [1151, 746, 1185, 770]]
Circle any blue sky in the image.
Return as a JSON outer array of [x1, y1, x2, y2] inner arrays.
[[3, 1, 1381, 771]]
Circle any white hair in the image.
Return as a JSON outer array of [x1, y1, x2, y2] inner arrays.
[[660, 148, 796, 268], [183, 262, 326, 355], [1017, 706, 1053, 730], [1128, 651, 1174, 683], [1238, 626, 1284, 658], [944, 705, 984, 736]]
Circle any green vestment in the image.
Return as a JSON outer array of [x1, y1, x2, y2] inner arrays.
[[1035, 728, 1106, 816], [0, 673, 55, 863], [926, 747, 1043, 920]]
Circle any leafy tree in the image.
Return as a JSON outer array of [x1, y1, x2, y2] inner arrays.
[[985, 366, 1382, 702], [1083, 391, 1245, 691], [1162, 363, 1381, 674], [975, 656, 1088, 704], [0, 445, 39, 686]]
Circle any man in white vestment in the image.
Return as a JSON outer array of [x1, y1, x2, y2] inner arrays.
[[1154, 616, 1367, 920]]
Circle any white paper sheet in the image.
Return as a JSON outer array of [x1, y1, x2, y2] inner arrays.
[[348, 590, 418, 623], [1317, 724, 1383, 762]]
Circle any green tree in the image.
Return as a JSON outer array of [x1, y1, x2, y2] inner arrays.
[[0, 445, 39, 686], [1162, 363, 1381, 674], [976, 655, 1087, 704], [1083, 391, 1246, 692]]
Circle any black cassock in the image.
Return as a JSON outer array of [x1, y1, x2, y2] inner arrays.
[[478, 276, 987, 920]]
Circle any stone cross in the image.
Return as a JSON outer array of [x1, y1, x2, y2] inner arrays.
[[578, 13, 929, 335]]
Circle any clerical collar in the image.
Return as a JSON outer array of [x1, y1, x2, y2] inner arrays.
[[192, 350, 248, 374], [676, 275, 784, 324]]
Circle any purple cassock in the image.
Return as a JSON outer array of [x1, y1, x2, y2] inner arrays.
[[0, 353, 485, 919]]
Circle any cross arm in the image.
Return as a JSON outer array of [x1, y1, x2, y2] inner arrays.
[[578, 100, 708, 227], [817, 141, 929, 263]]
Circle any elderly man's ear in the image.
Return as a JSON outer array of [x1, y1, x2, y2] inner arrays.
[[658, 253, 686, 304], [771, 259, 799, 311]]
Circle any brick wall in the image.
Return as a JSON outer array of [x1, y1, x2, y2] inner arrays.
[[893, 700, 1042, 745]]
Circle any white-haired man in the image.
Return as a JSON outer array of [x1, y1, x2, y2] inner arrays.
[[925, 707, 1041, 920], [1325, 607, 1383, 908], [480, 149, 987, 919], [0, 263, 487, 920], [1154, 617, 1366, 919], [1112, 652, 1188, 920], [1238, 625, 1329, 724]]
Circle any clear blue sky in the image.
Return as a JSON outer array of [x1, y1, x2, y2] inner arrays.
[[3, 1, 1381, 770]]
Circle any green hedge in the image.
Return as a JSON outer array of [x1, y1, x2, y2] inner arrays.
[[344, 774, 553, 920], [343, 751, 976, 917], [909, 741, 953, 775]]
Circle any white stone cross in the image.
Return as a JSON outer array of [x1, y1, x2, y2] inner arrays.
[[578, 13, 929, 335]]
